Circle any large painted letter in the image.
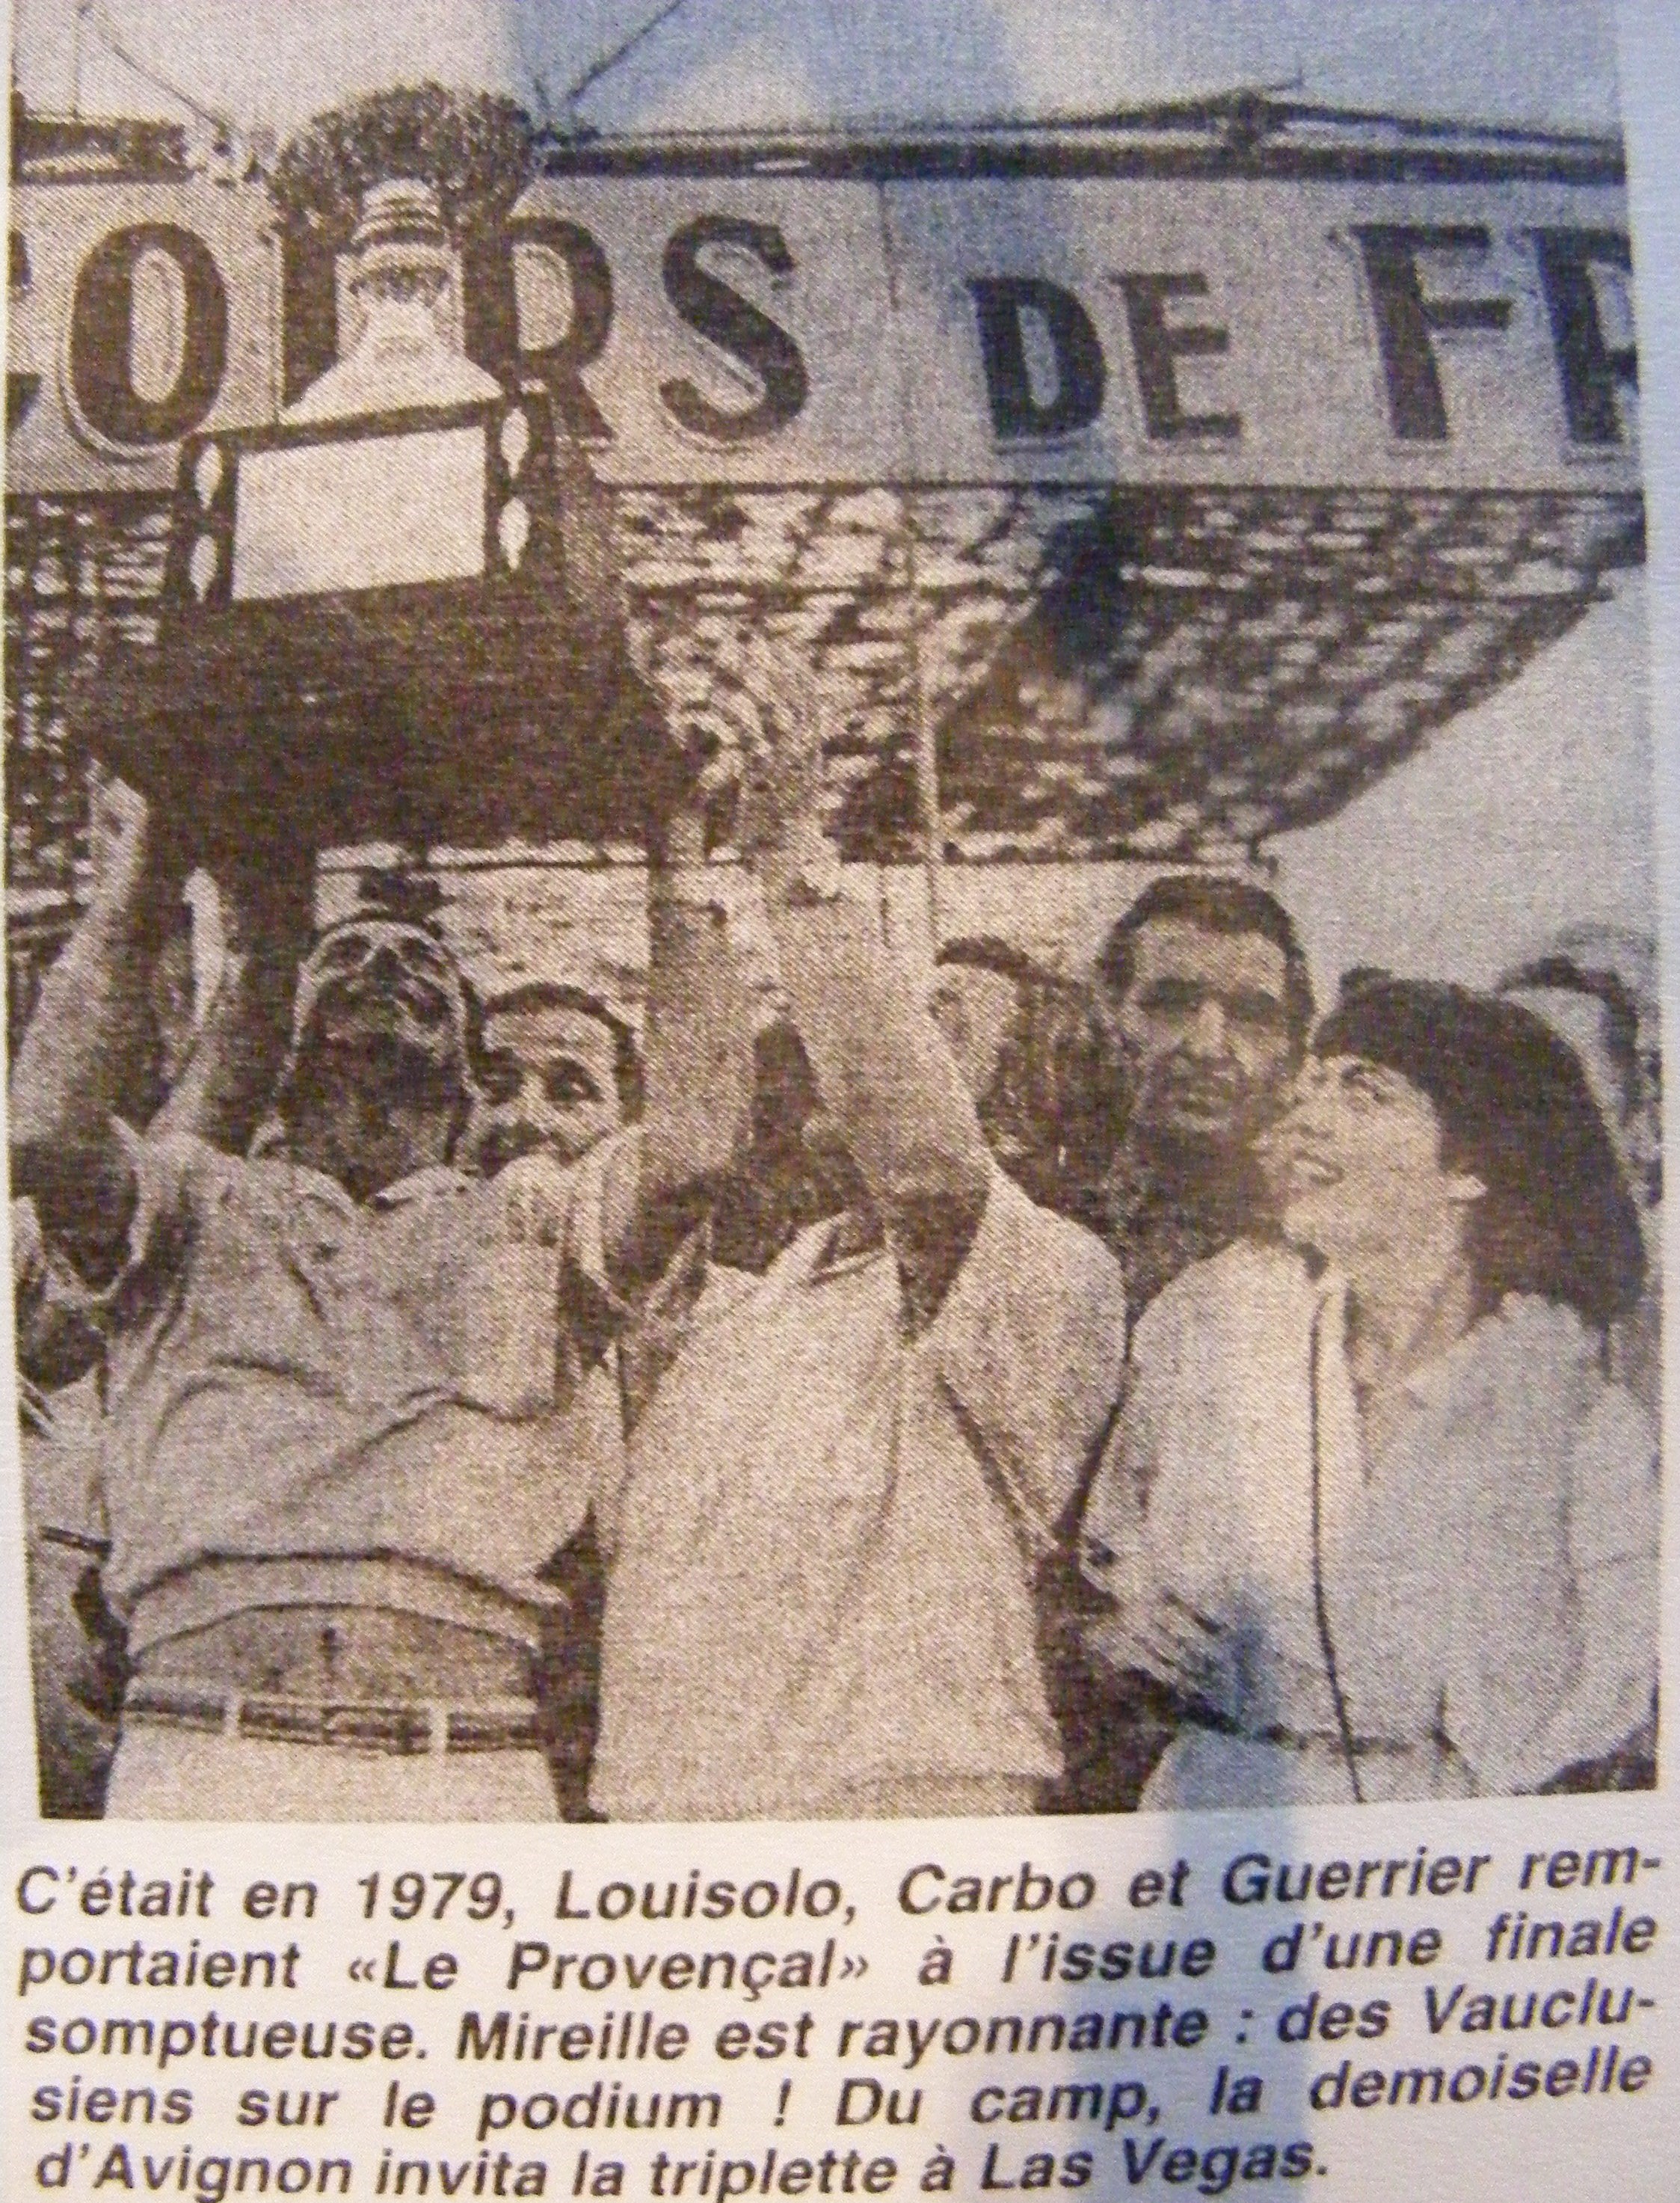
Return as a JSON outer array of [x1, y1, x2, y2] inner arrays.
[[1353, 224, 1511, 441], [660, 215, 808, 443], [967, 276, 1105, 440], [67, 222, 228, 449]]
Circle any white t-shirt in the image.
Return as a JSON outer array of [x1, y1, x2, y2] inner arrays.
[[591, 1173, 1126, 1821], [1083, 1240, 1658, 1805], [91, 1130, 624, 1650]]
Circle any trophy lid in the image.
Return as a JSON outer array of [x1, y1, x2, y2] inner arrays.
[[285, 176, 499, 423], [346, 178, 455, 289]]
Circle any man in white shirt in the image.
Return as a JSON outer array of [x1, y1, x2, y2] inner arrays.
[[11, 772, 742, 1821], [590, 646, 1128, 1821]]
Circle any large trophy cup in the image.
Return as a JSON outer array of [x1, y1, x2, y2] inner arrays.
[[96, 179, 665, 902]]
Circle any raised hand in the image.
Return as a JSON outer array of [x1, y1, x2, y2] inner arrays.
[[85, 772, 152, 905], [496, 1149, 576, 1249], [647, 627, 832, 873]]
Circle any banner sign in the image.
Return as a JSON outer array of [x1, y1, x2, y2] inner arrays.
[[510, 170, 1639, 492], [9, 153, 1637, 497]]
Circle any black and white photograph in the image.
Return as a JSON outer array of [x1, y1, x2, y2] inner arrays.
[[3, 0, 1664, 1838]]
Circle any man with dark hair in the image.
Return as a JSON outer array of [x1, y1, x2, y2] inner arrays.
[[590, 645, 1127, 1821], [1047, 872, 1314, 1816], [466, 980, 642, 1180], [1092, 872, 1313, 1315]]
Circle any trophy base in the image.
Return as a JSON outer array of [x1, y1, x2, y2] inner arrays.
[[90, 578, 677, 877]]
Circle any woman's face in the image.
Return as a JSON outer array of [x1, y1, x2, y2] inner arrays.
[[1261, 1053, 1483, 1288]]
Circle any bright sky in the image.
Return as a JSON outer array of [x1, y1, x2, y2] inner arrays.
[[13, 0, 1623, 138]]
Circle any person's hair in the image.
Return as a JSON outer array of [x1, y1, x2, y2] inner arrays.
[[1500, 954, 1645, 1115], [707, 1016, 861, 1271], [1096, 873, 1314, 1056], [280, 1033, 471, 1162], [1313, 975, 1645, 1330], [467, 980, 644, 1119], [934, 935, 1043, 991]]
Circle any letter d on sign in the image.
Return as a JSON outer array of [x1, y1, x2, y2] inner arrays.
[[967, 277, 1105, 438]]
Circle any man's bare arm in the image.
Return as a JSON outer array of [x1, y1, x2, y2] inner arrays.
[[597, 794, 756, 1294], [10, 778, 164, 1271], [739, 645, 990, 1309]]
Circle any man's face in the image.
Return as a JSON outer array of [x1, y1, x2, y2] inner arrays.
[[466, 1001, 624, 1177], [928, 963, 1019, 1106], [1106, 918, 1296, 1152], [294, 927, 466, 1200]]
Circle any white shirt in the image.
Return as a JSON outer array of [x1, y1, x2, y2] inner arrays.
[[592, 1173, 1126, 1821], [1083, 1241, 1658, 1806], [92, 1129, 624, 1651]]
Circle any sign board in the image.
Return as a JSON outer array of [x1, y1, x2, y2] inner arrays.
[[8, 143, 1637, 497], [511, 169, 1639, 492], [4, 132, 1645, 867]]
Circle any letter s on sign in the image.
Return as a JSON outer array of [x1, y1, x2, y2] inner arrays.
[[659, 215, 808, 443], [67, 223, 229, 452]]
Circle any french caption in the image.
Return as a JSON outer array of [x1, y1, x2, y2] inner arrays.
[[6, 1827, 1664, 2198]]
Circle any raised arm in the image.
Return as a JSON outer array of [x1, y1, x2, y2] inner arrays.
[[147, 860, 314, 1161], [733, 642, 990, 1315], [10, 776, 164, 1275], [594, 737, 757, 1295], [638, 817, 754, 1202]]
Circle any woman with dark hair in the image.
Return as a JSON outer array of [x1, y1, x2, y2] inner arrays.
[[1080, 977, 1658, 1807]]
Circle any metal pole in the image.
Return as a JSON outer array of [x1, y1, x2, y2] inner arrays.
[[876, 181, 944, 947]]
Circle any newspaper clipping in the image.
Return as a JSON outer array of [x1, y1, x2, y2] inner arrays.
[[1, 1, 1675, 2196]]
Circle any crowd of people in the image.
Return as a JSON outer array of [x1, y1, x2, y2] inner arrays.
[[10, 648, 1662, 1821]]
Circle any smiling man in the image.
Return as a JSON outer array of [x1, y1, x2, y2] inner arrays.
[[461, 979, 643, 1819], [466, 982, 641, 1179]]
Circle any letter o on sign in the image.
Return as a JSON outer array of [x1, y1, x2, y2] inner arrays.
[[67, 222, 229, 449]]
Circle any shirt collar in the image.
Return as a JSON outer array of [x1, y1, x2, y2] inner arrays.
[[1314, 1268, 1473, 1416], [371, 1163, 470, 1209], [252, 1143, 468, 1215], [807, 1208, 887, 1282]]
